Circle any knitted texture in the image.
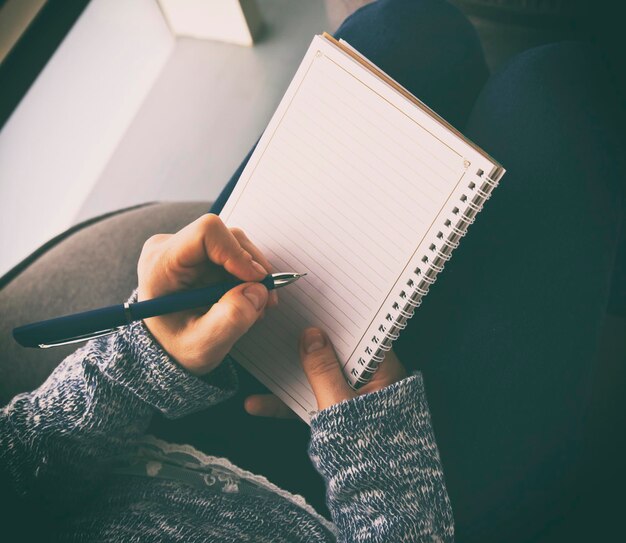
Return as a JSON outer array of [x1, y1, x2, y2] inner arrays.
[[0, 290, 454, 541], [310, 376, 454, 542]]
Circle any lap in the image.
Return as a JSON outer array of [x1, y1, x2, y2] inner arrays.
[[396, 40, 625, 541], [210, 36, 625, 541]]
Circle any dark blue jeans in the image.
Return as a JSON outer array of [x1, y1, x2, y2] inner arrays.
[[194, 1, 626, 540]]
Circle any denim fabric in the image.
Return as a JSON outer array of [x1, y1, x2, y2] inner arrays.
[[205, 1, 625, 541]]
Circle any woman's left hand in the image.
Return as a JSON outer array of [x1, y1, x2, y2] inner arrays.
[[137, 214, 277, 376], [244, 329, 406, 419]]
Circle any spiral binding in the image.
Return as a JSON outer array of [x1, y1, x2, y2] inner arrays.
[[351, 167, 503, 388]]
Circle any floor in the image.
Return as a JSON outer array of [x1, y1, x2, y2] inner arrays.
[[75, 0, 328, 223]]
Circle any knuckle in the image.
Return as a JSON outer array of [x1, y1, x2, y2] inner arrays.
[[220, 302, 252, 334], [303, 349, 338, 377], [199, 213, 221, 231], [139, 234, 170, 268], [229, 227, 246, 240], [142, 233, 168, 252], [224, 246, 251, 266]]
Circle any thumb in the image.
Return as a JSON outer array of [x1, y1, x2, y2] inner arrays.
[[196, 282, 268, 364], [300, 328, 354, 411]]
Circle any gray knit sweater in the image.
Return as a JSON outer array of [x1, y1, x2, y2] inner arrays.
[[0, 290, 453, 542]]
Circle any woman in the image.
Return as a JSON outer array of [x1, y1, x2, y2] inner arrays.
[[1, 0, 623, 541], [2, 210, 444, 541]]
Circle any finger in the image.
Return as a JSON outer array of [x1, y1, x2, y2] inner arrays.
[[230, 228, 278, 307], [230, 227, 273, 274], [244, 394, 296, 419], [164, 214, 267, 281], [376, 349, 407, 382], [194, 282, 268, 366], [300, 328, 354, 411]]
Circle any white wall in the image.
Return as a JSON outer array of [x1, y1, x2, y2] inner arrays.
[[0, 0, 328, 278], [0, 0, 174, 276]]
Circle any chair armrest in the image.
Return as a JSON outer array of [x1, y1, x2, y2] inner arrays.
[[0, 201, 211, 404]]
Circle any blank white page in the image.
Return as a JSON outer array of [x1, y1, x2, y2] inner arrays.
[[220, 35, 493, 422]]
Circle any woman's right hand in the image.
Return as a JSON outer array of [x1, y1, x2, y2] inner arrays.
[[137, 214, 276, 377], [245, 327, 407, 418]]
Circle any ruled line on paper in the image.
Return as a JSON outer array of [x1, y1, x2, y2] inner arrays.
[[266, 257, 365, 339], [249, 203, 380, 300], [270, 131, 420, 254], [239, 215, 376, 334], [241, 333, 311, 395], [258, 189, 388, 287], [239, 198, 385, 303], [276, 109, 443, 230], [219, 50, 322, 221], [237, 224, 368, 354], [344, 168, 469, 366], [278, 119, 432, 232], [247, 252, 362, 337], [313, 67, 461, 180], [268, 89, 451, 242], [294, 90, 445, 203], [295, 83, 452, 198], [266, 295, 353, 360], [270, 127, 425, 247], [321, 53, 464, 171], [261, 146, 409, 261], [232, 298, 319, 406], [233, 348, 315, 416], [239, 211, 370, 333], [256, 166, 398, 275]]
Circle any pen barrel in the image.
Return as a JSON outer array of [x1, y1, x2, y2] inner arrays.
[[13, 304, 129, 348], [130, 274, 274, 319], [12, 275, 276, 348], [129, 281, 242, 320]]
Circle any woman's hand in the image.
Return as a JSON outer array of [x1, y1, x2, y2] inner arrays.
[[137, 214, 277, 376], [244, 327, 407, 418]]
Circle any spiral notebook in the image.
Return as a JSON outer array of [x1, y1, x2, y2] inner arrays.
[[220, 33, 505, 422]]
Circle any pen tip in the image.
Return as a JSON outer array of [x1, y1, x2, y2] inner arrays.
[[297, 272, 307, 278]]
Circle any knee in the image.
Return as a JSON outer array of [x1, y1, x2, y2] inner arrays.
[[464, 40, 623, 223], [335, 0, 488, 128], [336, 0, 483, 66], [476, 42, 614, 126], [466, 41, 620, 164], [499, 42, 608, 102]]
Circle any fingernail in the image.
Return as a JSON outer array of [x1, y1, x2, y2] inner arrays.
[[251, 260, 267, 276], [243, 283, 267, 311], [303, 328, 326, 354]]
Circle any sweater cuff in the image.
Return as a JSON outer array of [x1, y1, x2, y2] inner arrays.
[[98, 289, 238, 419], [309, 373, 438, 477]]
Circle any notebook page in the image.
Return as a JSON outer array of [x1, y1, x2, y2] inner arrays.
[[220, 36, 473, 422]]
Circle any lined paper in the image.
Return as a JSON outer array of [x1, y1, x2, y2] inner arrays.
[[220, 36, 468, 422]]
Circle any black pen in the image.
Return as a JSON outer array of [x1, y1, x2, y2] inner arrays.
[[13, 272, 305, 349]]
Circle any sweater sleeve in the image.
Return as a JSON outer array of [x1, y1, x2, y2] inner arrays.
[[0, 289, 238, 515], [308, 373, 454, 543]]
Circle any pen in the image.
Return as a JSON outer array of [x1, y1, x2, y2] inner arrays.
[[13, 272, 306, 349]]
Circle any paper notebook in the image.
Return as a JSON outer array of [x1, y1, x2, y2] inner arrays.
[[220, 33, 505, 422]]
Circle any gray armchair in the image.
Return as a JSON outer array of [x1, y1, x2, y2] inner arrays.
[[0, 201, 210, 404]]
